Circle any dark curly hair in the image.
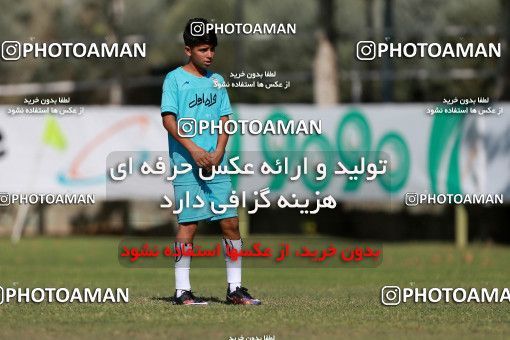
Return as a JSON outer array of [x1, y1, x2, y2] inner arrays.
[[183, 18, 218, 47]]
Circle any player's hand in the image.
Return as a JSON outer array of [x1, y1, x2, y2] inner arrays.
[[209, 148, 225, 167], [190, 146, 212, 169]]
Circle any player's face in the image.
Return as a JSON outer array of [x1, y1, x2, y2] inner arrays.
[[186, 44, 215, 69]]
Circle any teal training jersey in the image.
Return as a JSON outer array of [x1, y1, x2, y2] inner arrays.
[[161, 66, 232, 184]]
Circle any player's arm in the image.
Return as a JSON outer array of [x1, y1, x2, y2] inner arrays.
[[162, 113, 212, 168], [210, 115, 229, 166]]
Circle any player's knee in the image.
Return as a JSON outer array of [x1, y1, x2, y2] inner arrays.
[[220, 217, 239, 233], [177, 222, 198, 240]]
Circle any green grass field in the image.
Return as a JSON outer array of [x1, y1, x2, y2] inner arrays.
[[1, 236, 509, 339]]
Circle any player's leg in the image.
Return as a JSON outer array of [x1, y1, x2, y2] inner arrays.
[[208, 181, 261, 305], [219, 217, 242, 291], [172, 182, 213, 305], [173, 221, 207, 305], [218, 217, 261, 305], [174, 221, 197, 299]]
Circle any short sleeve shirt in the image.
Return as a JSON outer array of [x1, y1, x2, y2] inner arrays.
[[161, 66, 232, 184]]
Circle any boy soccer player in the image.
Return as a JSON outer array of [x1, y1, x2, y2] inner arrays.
[[161, 18, 261, 305]]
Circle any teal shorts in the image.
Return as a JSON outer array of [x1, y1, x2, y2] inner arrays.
[[172, 180, 238, 224]]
